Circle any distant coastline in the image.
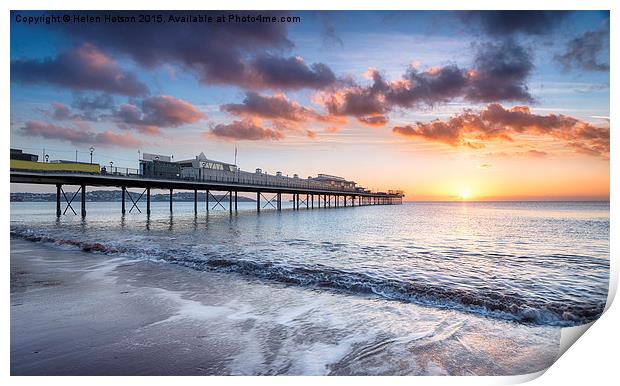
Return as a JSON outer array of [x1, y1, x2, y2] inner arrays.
[[10, 193, 609, 203], [10, 190, 256, 202]]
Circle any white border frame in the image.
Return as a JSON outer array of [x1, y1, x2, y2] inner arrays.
[[3, 2, 617, 385]]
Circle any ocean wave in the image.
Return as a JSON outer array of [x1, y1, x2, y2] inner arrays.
[[10, 228, 605, 327]]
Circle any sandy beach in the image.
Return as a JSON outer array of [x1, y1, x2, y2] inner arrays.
[[11, 237, 562, 376]]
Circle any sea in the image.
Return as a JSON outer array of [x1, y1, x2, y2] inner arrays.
[[10, 200, 610, 375]]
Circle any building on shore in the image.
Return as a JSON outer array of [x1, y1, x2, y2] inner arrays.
[[10, 148, 38, 162], [10, 148, 100, 173]]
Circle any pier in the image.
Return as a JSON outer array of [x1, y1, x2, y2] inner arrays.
[[11, 169, 403, 217], [10, 149, 403, 217]]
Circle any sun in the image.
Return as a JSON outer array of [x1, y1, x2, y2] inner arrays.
[[457, 187, 472, 200]]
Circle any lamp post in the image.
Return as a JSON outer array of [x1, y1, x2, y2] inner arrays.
[[110, 161, 114, 173], [89, 146, 94, 164]]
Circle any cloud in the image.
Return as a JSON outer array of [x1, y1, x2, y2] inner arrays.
[[384, 65, 471, 107], [555, 26, 610, 72], [393, 119, 464, 146], [317, 68, 391, 126], [209, 118, 284, 141], [319, 72, 389, 122], [466, 40, 534, 103], [40, 102, 102, 122], [459, 11, 571, 36], [20, 120, 141, 148], [219, 92, 342, 138], [113, 95, 205, 135], [357, 115, 389, 127], [50, 102, 71, 120], [392, 104, 609, 158], [248, 55, 337, 90], [72, 93, 115, 110], [485, 150, 550, 159], [318, 12, 344, 48], [317, 40, 533, 125], [221, 92, 324, 122], [141, 95, 205, 126], [54, 11, 335, 91], [11, 43, 148, 96], [114, 104, 159, 135], [525, 149, 549, 158]]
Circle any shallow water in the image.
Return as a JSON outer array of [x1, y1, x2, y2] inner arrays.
[[10, 200, 609, 327], [11, 239, 561, 375]]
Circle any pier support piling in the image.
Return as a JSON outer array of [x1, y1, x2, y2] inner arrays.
[[229, 191, 232, 214], [194, 189, 198, 215], [80, 184, 86, 217], [146, 187, 151, 215], [277, 193, 282, 211], [56, 184, 62, 217], [206, 190, 209, 212], [257, 191, 261, 212], [122, 187, 126, 215], [169, 189, 173, 213]]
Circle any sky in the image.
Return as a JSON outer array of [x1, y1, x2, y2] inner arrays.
[[10, 10, 610, 200]]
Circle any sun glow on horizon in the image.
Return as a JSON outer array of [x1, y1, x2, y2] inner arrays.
[[457, 186, 472, 200]]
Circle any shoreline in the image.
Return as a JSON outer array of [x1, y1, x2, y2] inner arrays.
[[11, 238, 562, 376], [10, 226, 606, 328]]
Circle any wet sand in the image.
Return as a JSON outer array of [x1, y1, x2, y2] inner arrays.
[[11, 239, 561, 375]]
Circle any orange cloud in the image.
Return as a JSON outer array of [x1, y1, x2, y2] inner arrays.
[[358, 115, 389, 127], [393, 104, 609, 158], [315, 41, 534, 126]]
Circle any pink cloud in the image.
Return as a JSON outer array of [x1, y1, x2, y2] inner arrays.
[[20, 120, 142, 148], [208, 118, 284, 141], [114, 95, 205, 135], [11, 43, 148, 96]]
